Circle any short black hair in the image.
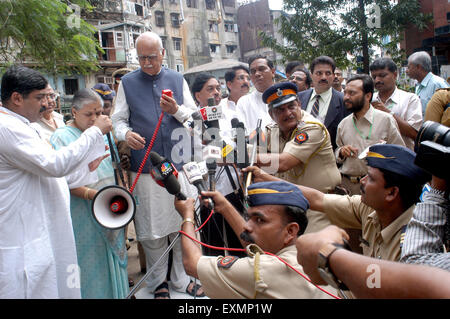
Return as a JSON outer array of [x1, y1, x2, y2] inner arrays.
[[285, 61, 304, 76], [191, 72, 217, 104], [284, 205, 308, 236], [369, 57, 398, 73], [379, 167, 423, 211], [1, 65, 48, 104], [248, 54, 274, 69], [346, 74, 374, 101], [291, 68, 312, 88], [224, 65, 250, 91], [310, 56, 336, 74]]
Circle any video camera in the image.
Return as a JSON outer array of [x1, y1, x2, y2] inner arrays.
[[414, 121, 450, 181]]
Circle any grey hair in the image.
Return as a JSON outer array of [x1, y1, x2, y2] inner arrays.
[[408, 51, 432, 73], [136, 31, 164, 50], [71, 88, 103, 111]]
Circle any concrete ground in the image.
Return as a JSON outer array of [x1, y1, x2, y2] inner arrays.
[[125, 223, 208, 299]]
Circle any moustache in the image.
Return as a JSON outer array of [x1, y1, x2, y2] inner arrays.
[[241, 84, 249, 89], [39, 106, 46, 113], [375, 82, 384, 86], [319, 80, 328, 84], [240, 231, 255, 244]]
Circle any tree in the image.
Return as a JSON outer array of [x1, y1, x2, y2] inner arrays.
[[0, 0, 102, 75], [260, 0, 431, 72]]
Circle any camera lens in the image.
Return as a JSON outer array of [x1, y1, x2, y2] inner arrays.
[[414, 121, 450, 153]]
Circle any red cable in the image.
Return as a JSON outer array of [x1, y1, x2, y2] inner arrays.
[[179, 214, 341, 300], [129, 112, 164, 193]]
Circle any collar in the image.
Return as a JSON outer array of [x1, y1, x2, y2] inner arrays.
[[311, 87, 332, 100], [375, 87, 399, 106], [139, 67, 163, 80], [0, 106, 31, 124], [353, 104, 375, 124], [381, 205, 415, 242], [420, 72, 433, 87]]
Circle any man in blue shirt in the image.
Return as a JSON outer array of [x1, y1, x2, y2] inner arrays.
[[406, 51, 449, 115]]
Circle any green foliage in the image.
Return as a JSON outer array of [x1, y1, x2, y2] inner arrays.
[[0, 0, 102, 75], [260, 0, 432, 71]]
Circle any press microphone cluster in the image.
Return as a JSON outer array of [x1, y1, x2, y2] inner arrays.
[[182, 161, 214, 208], [149, 151, 186, 200]]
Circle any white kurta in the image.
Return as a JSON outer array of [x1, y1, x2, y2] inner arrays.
[[0, 107, 105, 299]]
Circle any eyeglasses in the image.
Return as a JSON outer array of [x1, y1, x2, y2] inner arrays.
[[45, 93, 58, 101], [138, 55, 159, 62], [289, 75, 305, 82]]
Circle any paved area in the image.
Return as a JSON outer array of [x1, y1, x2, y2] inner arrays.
[[126, 223, 208, 299]]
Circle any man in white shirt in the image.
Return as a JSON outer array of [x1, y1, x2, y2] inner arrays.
[[0, 65, 112, 298], [236, 55, 275, 134], [191, 72, 246, 256], [370, 57, 423, 150]]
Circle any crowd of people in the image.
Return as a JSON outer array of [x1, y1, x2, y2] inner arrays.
[[0, 30, 449, 300]]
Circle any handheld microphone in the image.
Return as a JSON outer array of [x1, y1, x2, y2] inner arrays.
[[200, 97, 222, 144], [182, 161, 214, 208], [149, 151, 186, 200], [236, 121, 249, 169]]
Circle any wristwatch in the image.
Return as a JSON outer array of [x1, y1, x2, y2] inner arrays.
[[317, 242, 349, 290]]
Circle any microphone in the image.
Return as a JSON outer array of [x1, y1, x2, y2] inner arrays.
[[200, 97, 222, 144], [235, 120, 249, 169], [182, 161, 213, 208], [149, 151, 186, 200]]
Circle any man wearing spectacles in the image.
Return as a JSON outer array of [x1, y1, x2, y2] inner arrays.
[[111, 32, 200, 299], [289, 70, 311, 93], [31, 84, 65, 142]]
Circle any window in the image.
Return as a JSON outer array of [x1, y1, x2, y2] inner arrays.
[[224, 21, 234, 32], [222, 0, 235, 7], [210, 44, 219, 54], [205, 0, 215, 10], [155, 11, 164, 26], [226, 45, 237, 54], [115, 32, 123, 47], [64, 79, 79, 95], [209, 21, 218, 33], [173, 38, 182, 51], [176, 64, 184, 73], [170, 13, 180, 27], [186, 0, 197, 8]]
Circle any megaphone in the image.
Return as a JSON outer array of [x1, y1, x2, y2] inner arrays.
[[91, 185, 136, 229]]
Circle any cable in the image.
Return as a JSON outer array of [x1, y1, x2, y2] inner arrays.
[[179, 214, 341, 300], [129, 112, 164, 193]]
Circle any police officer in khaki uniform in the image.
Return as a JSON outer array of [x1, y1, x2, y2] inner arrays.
[[255, 82, 341, 233], [424, 87, 450, 126], [174, 181, 337, 299]]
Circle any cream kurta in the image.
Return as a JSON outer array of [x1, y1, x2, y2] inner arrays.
[[0, 107, 105, 298], [335, 105, 405, 177]]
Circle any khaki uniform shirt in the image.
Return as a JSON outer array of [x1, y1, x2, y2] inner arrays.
[[197, 244, 337, 299], [266, 111, 341, 192], [424, 88, 450, 127], [264, 111, 341, 233], [322, 194, 414, 261], [336, 105, 405, 177]]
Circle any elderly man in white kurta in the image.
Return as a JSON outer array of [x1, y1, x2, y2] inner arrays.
[[0, 65, 111, 299]]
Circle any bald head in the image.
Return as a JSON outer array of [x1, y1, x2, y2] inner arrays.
[[136, 32, 165, 76]]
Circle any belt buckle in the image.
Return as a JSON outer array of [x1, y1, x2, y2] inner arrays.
[[349, 176, 360, 183]]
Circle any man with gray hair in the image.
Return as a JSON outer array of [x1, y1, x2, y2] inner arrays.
[[111, 31, 201, 298], [406, 51, 449, 115]]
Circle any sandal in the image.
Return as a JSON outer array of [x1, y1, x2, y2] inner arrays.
[[186, 280, 205, 297], [154, 281, 170, 299]]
